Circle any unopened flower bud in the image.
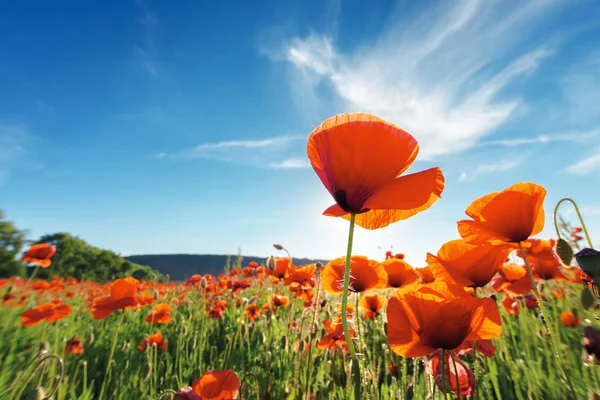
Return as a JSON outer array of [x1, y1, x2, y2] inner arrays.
[[266, 255, 276, 272], [273, 244, 284, 250]]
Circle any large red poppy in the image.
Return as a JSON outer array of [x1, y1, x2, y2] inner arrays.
[[307, 113, 445, 229]]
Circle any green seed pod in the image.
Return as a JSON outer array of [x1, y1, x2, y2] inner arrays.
[[555, 238, 574, 266]]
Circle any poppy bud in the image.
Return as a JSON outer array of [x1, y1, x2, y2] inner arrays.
[[273, 244, 284, 250], [575, 248, 600, 280], [320, 299, 327, 308], [38, 342, 49, 358], [316, 262, 323, 269], [583, 326, 600, 365], [22, 387, 45, 400], [200, 277, 207, 290], [266, 255, 276, 272]]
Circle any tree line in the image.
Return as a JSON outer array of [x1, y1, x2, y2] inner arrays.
[[0, 210, 162, 282]]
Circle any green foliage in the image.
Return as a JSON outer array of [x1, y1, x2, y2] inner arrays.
[[0, 280, 599, 399], [0, 210, 26, 278], [33, 233, 163, 282]]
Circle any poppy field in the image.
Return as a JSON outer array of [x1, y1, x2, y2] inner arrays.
[[1, 113, 600, 400]]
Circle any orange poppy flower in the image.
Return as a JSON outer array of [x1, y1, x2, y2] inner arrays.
[[272, 258, 291, 281], [138, 332, 167, 351], [285, 264, 317, 289], [457, 182, 546, 246], [20, 302, 72, 327], [415, 266, 435, 284], [91, 277, 141, 320], [272, 294, 290, 307], [307, 113, 445, 230], [518, 239, 569, 281], [146, 303, 172, 324], [380, 258, 418, 289], [560, 311, 581, 328], [245, 304, 260, 321], [321, 256, 386, 294], [427, 240, 511, 288], [425, 349, 475, 398], [490, 264, 533, 296], [455, 339, 495, 357], [317, 320, 355, 353], [386, 282, 501, 357], [21, 243, 56, 268], [359, 294, 387, 320], [191, 370, 240, 400], [64, 337, 84, 355]]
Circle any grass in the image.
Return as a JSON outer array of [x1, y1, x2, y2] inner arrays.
[[0, 272, 599, 399]]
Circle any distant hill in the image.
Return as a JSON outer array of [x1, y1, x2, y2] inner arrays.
[[125, 254, 329, 281]]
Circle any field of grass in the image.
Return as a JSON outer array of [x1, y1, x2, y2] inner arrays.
[[0, 247, 599, 399]]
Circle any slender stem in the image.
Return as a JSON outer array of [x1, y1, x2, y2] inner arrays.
[[450, 351, 461, 400], [99, 311, 126, 399], [28, 264, 41, 282], [440, 349, 446, 398], [553, 198, 593, 248], [518, 241, 576, 397], [341, 213, 360, 400]]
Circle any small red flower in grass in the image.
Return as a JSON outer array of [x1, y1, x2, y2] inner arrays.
[[138, 332, 167, 351], [21, 303, 71, 327], [426, 349, 476, 397], [64, 337, 84, 355], [317, 320, 355, 353], [560, 311, 581, 328], [359, 294, 387, 320], [146, 303, 172, 324], [191, 370, 240, 400]]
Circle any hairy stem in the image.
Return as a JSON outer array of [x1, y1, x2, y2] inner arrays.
[[341, 212, 360, 400]]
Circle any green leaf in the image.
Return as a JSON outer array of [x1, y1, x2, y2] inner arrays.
[[555, 238, 573, 266], [581, 288, 596, 309]]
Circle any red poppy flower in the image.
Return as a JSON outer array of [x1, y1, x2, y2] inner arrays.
[[21, 243, 56, 268], [359, 294, 387, 320], [146, 303, 172, 324], [321, 256, 386, 294], [386, 282, 501, 357], [426, 349, 476, 397], [307, 113, 445, 229], [21, 302, 71, 327], [380, 258, 419, 289], [191, 370, 240, 400], [458, 182, 546, 246], [560, 311, 581, 328], [65, 337, 84, 355], [427, 240, 511, 288], [138, 332, 167, 351]]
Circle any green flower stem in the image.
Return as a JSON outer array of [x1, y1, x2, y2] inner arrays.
[[553, 198, 594, 248], [518, 241, 576, 397], [341, 212, 361, 400], [99, 310, 125, 399]]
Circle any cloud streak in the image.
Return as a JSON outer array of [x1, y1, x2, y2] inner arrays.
[[459, 157, 524, 182], [480, 130, 599, 147], [157, 135, 308, 168], [0, 124, 36, 185], [565, 147, 600, 175], [270, 0, 567, 159]]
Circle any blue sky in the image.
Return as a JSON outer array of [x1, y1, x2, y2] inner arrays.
[[1, 0, 599, 266]]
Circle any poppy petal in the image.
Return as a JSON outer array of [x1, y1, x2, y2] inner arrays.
[[307, 113, 419, 213]]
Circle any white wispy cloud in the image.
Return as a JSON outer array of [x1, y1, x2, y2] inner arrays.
[[268, 0, 568, 159], [0, 124, 35, 185], [459, 157, 525, 182], [134, 0, 159, 77], [565, 147, 600, 175], [157, 135, 308, 168], [267, 158, 311, 169], [480, 130, 599, 147]]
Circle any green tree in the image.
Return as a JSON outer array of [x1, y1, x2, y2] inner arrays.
[[0, 210, 27, 277]]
